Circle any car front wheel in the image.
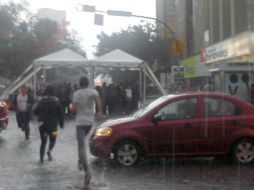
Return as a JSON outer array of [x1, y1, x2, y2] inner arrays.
[[233, 139, 254, 164], [114, 140, 140, 167]]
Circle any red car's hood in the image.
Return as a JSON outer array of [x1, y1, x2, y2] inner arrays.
[[96, 117, 136, 128]]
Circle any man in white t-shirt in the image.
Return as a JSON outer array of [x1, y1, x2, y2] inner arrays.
[[70, 76, 102, 188]]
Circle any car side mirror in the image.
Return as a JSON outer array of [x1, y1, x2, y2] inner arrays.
[[151, 115, 161, 125]]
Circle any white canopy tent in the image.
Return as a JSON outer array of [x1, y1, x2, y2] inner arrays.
[[2, 48, 166, 102], [91, 49, 166, 102], [34, 48, 89, 67], [2, 48, 89, 98], [93, 49, 144, 68]]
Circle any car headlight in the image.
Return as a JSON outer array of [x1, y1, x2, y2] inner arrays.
[[95, 127, 112, 136]]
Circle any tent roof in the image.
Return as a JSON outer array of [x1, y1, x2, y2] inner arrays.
[[93, 49, 144, 68], [33, 48, 89, 67]]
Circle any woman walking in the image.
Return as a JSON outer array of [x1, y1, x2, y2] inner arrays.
[[33, 85, 64, 163]]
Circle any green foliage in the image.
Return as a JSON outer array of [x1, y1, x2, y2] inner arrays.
[[95, 22, 174, 71], [0, 1, 86, 80]]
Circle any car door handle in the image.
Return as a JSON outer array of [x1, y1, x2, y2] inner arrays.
[[183, 123, 192, 128]]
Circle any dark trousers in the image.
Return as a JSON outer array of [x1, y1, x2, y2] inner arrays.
[[16, 112, 30, 139], [39, 125, 57, 161], [76, 125, 92, 173]]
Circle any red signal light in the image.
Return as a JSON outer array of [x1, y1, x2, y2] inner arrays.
[[76, 4, 96, 12]]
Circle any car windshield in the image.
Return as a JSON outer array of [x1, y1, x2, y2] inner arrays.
[[132, 95, 171, 118]]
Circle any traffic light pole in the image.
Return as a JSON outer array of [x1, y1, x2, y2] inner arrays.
[[131, 14, 177, 42], [77, 5, 182, 90], [76, 5, 177, 42]]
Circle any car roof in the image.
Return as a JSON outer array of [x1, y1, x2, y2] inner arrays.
[[164, 91, 241, 100]]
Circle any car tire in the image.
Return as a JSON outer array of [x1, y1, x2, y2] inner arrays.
[[232, 139, 254, 164], [113, 140, 141, 167]]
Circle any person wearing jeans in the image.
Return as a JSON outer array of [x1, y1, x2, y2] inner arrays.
[[70, 76, 102, 188], [33, 85, 64, 163]]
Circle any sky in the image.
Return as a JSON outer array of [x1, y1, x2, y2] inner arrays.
[[4, 0, 156, 58]]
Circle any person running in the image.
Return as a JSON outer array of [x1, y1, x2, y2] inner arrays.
[[33, 85, 64, 163], [13, 85, 34, 140], [70, 76, 102, 188]]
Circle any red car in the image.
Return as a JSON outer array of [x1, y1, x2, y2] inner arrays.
[[0, 100, 8, 133], [90, 92, 254, 166]]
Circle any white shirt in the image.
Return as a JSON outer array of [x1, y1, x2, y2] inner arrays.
[[73, 88, 98, 126], [125, 89, 132, 99], [17, 94, 28, 112]]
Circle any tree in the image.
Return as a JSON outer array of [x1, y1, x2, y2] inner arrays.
[[0, 1, 35, 79], [0, 1, 86, 80], [95, 23, 174, 72]]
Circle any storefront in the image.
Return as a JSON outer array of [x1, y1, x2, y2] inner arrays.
[[180, 53, 210, 91], [181, 31, 254, 102]]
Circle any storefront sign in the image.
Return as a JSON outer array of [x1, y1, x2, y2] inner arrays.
[[205, 46, 229, 63], [201, 32, 253, 64], [171, 66, 184, 82], [180, 56, 210, 78], [181, 57, 195, 78], [202, 41, 231, 64]]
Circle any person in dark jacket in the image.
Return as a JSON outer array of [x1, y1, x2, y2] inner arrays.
[[13, 85, 34, 140], [33, 85, 64, 163]]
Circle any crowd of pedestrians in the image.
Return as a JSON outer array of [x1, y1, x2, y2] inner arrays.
[[95, 82, 140, 117], [10, 77, 102, 188]]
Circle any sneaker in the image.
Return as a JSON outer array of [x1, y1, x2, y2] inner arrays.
[[39, 158, 44, 164], [84, 173, 92, 187], [47, 151, 53, 161]]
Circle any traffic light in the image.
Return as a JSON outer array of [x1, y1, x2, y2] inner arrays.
[[94, 14, 104, 26], [76, 4, 96, 12]]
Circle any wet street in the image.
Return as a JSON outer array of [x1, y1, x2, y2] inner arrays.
[[0, 112, 254, 190]]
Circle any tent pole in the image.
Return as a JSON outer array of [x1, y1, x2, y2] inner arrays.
[[2, 64, 34, 98], [89, 61, 95, 89], [139, 68, 142, 107], [8, 67, 42, 95], [145, 63, 167, 95], [42, 67, 46, 84], [143, 66, 146, 103], [33, 64, 37, 101]]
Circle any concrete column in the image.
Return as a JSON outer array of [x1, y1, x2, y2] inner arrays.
[[230, 0, 235, 36], [209, 0, 214, 44], [219, 0, 224, 40]]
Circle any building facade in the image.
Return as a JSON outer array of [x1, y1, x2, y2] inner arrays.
[[192, 0, 254, 54], [156, 0, 194, 57], [157, 0, 254, 58], [157, 0, 254, 101], [185, 0, 254, 102]]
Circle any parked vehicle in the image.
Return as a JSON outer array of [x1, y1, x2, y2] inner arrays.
[[90, 92, 254, 166], [0, 100, 8, 133]]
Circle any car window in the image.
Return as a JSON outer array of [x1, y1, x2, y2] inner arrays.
[[204, 97, 242, 117], [155, 98, 197, 120], [132, 95, 175, 118]]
